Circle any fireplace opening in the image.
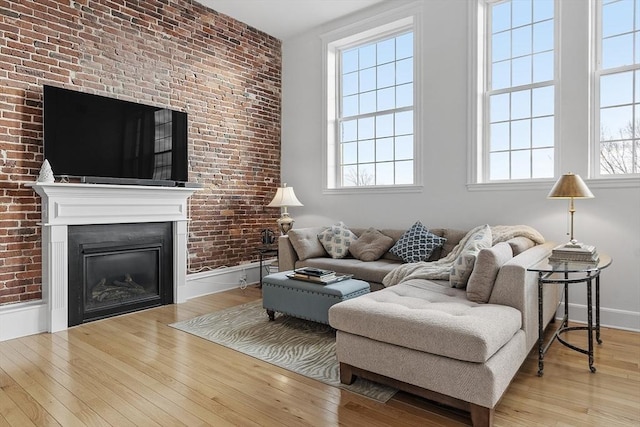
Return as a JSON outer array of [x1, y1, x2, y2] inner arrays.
[[68, 222, 173, 326]]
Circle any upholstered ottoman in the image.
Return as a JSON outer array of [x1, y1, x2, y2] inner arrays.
[[261, 271, 370, 324]]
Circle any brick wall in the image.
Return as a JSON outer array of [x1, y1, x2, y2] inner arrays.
[[0, 0, 281, 305]]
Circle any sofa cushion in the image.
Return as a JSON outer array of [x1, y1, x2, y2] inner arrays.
[[329, 279, 522, 363], [506, 236, 535, 256], [389, 221, 447, 263], [450, 224, 492, 289], [318, 222, 358, 259], [288, 226, 328, 261], [466, 242, 513, 303], [348, 227, 395, 261]]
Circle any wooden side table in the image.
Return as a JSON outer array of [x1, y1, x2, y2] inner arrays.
[[257, 244, 278, 288], [528, 253, 612, 376]]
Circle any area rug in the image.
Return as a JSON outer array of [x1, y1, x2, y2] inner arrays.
[[169, 300, 397, 402]]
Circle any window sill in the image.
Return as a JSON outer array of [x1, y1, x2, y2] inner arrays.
[[323, 184, 423, 195], [467, 176, 640, 192]]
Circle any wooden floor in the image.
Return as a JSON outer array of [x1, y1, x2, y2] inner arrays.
[[1, 286, 638, 426]]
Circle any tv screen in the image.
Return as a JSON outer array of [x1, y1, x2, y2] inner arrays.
[[43, 85, 188, 186]]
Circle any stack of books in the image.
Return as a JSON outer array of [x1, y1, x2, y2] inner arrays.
[[288, 267, 352, 284], [549, 243, 599, 263]]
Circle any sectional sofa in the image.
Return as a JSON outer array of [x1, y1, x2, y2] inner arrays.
[[277, 222, 560, 427]]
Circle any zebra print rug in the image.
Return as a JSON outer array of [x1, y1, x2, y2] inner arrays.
[[169, 300, 397, 402]]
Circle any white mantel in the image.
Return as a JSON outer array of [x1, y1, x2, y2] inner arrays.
[[28, 182, 198, 332]]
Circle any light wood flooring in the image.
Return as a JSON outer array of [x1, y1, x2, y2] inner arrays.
[[1, 285, 638, 426]]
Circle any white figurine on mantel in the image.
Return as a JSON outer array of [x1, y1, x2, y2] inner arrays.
[[37, 159, 55, 183]]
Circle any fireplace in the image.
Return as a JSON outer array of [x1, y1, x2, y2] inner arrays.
[[29, 182, 198, 333], [68, 222, 173, 326]]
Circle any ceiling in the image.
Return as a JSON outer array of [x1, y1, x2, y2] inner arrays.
[[196, 0, 386, 40]]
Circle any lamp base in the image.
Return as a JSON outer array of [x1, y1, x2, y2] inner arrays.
[[276, 213, 294, 235]]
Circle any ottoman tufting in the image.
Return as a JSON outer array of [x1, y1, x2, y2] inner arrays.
[[262, 271, 370, 324]]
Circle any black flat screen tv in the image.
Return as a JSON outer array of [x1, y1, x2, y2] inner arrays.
[[43, 85, 188, 186]]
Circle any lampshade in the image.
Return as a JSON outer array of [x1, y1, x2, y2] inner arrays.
[[267, 184, 303, 208], [547, 173, 594, 199]]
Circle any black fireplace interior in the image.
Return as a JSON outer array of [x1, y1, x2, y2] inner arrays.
[[68, 222, 173, 326]]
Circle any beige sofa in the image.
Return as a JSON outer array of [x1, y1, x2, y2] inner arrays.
[[278, 225, 559, 427]]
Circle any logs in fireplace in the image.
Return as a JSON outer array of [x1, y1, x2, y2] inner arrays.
[[68, 222, 173, 326]]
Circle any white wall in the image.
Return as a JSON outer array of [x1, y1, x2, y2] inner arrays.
[[281, 0, 640, 331]]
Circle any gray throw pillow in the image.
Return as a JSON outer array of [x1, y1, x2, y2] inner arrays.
[[318, 222, 358, 259], [287, 226, 328, 261], [466, 242, 513, 303], [349, 228, 394, 261], [450, 224, 493, 289], [389, 221, 447, 263]]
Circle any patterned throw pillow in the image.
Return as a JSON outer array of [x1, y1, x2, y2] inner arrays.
[[317, 222, 358, 259], [450, 224, 493, 289], [389, 221, 447, 263]]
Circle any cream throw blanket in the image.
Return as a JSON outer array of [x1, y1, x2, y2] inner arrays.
[[381, 224, 545, 287]]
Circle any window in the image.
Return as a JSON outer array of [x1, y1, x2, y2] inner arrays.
[[324, 12, 418, 190], [485, 0, 555, 181], [597, 0, 640, 175]]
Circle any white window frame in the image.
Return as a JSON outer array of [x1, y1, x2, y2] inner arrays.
[[321, 3, 423, 193]]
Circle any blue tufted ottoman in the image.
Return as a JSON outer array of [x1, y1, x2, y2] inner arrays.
[[262, 271, 370, 324]]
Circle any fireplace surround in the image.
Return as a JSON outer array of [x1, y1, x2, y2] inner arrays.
[[29, 182, 198, 332]]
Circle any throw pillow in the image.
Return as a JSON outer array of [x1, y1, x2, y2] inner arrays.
[[317, 222, 358, 259], [348, 228, 394, 261], [466, 242, 513, 303], [450, 224, 492, 289], [389, 221, 447, 263], [287, 227, 328, 261]]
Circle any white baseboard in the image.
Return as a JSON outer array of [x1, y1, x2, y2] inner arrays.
[[0, 260, 276, 342], [557, 302, 640, 332]]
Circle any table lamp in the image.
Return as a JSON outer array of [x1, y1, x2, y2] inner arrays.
[[267, 183, 303, 234], [547, 172, 594, 249]]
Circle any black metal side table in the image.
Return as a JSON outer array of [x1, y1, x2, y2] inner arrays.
[[257, 244, 278, 288], [528, 253, 612, 376]]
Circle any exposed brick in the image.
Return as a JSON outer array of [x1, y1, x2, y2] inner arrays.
[[0, 0, 281, 306]]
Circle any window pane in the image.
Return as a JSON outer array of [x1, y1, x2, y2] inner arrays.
[[377, 63, 395, 88], [359, 68, 376, 92], [359, 44, 376, 69], [376, 162, 394, 185], [490, 152, 510, 180], [396, 83, 413, 108], [343, 72, 358, 96], [603, 34, 634, 69], [532, 117, 554, 148], [512, 26, 532, 57], [376, 114, 394, 138], [395, 135, 413, 160], [511, 119, 531, 150], [511, 150, 531, 179], [603, 0, 634, 37], [492, 2, 511, 33], [359, 91, 376, 114], [601, 106, 633, 140], [490, 122, 510, 151], [359, 140, 375, 163], [358, 117, 375, 139], [601, 71, 633, 107], [532, 148, 554, 178], [343, 49, 358, 73], [533, 51, 553, 82], [377, 38, 395, 64], [395, 111, 413, 135], [396, 58, 413, 84], [343, 94, 358, 117], [532, 85, 554, 117], [511, 90, 531, 120], [396, 32, 413, 59], [376, 138, 394, 161], [377, 87, 395, 111], [600, 141, 636, 174], [533, 20, 553, 53], [512, 56, 532, 86], [342, 142, 357, 164], [359, 163, 375, 185], [341, 120, 357, 142], [395, 160, 413, 184], [491, 93, 510, 122], [492, 32, 511, 62], [342, 164, 358, 186], [533, 0, 553, 22], [512, 0, 532, 27], [492, 60, 511, 90]]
